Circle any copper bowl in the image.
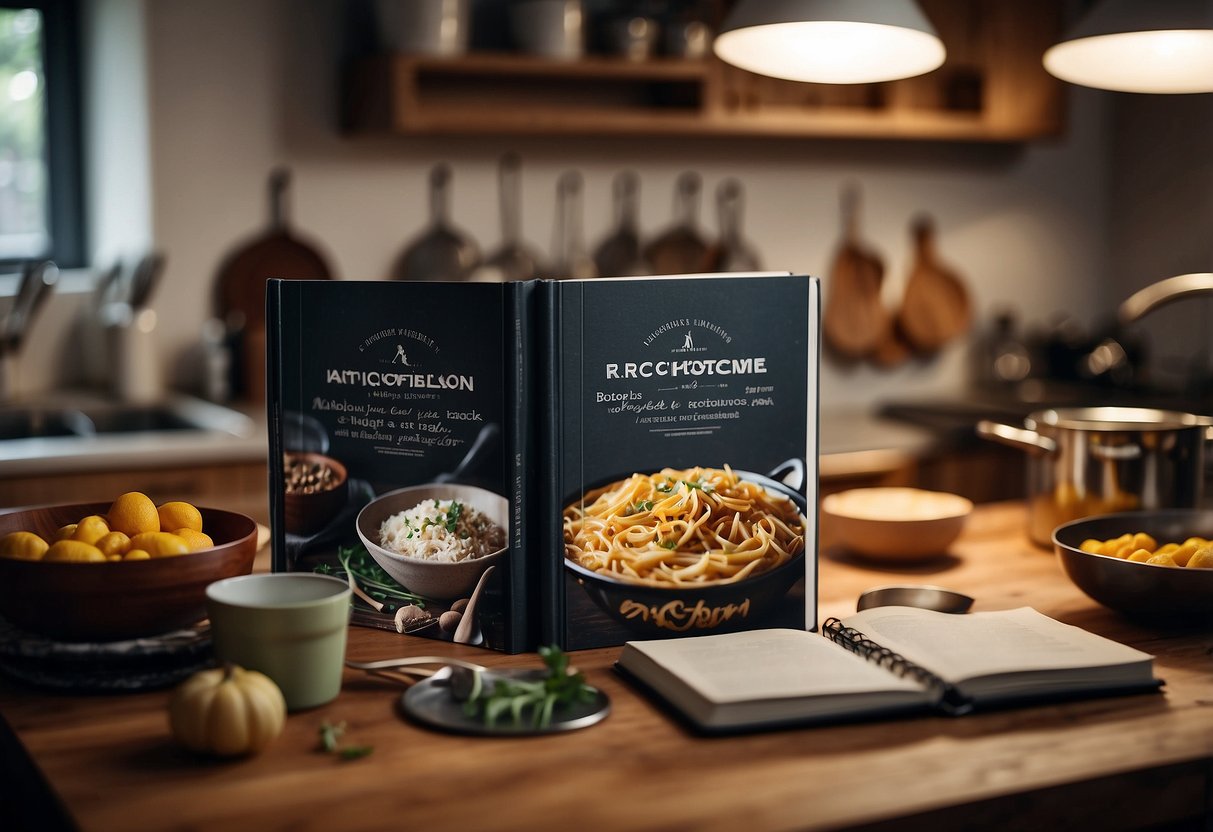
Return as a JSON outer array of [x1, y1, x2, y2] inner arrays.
[[0, 501, 258, 641], [283, 452, 349, 536], [1053, 509, 1213, 626]]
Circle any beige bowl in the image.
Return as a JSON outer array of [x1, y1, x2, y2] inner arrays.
[[822, 487, 972, 562], [355, 484, 508, 600]]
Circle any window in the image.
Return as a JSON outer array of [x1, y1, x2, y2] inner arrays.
[[0, 1, 82, 267]]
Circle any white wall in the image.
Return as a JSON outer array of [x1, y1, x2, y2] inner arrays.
[[118, 0, 1116, 406]]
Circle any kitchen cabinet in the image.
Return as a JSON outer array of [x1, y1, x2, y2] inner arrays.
[[343, 0, 1064, 143]]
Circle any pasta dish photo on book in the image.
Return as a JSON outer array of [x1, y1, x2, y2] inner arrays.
[[615, 606, 1161, 732]]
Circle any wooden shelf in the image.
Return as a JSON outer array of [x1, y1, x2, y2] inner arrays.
[[342, 0, 1065, 143]]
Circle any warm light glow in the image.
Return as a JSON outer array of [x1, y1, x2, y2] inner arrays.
[[1044, 29, 1213, 93], [714, 20, 945, 84]]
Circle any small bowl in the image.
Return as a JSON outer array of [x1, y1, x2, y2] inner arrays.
[[283, 452, 349, 536], [1053, 509, 1213, 625], [0, 502, 257, 641], [355, 483, 507, 600], [565, 551, 806, 638], [822, 487, 973, 562]]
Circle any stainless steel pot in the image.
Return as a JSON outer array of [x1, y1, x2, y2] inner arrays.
[[977, 407, 1213, 546]]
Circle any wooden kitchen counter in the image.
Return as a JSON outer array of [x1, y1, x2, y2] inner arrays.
[[2, 502, 1212, 831]]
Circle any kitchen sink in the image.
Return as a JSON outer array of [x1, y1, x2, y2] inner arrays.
[[0, 408, 93, 441], [0, 398, 253, 441]]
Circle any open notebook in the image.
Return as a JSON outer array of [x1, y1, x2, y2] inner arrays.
[[616, 606, 1160, 732]]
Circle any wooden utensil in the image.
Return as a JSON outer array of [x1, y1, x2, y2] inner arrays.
[[897, 215, 972, 353], [823, 185, 889, 359], [214, 169, 334, 400]]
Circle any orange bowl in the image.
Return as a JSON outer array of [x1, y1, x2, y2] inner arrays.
[[0, 502, 257, 641]]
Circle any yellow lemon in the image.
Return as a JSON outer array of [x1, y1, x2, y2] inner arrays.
[[129, 532, 190, 558], [0, 531, 49, 561], [44, 540, 107, 563], [1186, 547, 1213, 569], [95, 531, 132, 557], [158, 501, 203, 534], [108, 491, 160, 537], [174, 528, 214, 552], [124, 549, 152, 561], [55, 524, 77, 541], [72, 515, 111, 545]]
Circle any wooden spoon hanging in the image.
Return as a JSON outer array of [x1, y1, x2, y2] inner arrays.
[[897, 215, 972, 353], [823, 185, 889, 359]]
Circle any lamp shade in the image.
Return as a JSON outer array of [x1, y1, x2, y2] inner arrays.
[[713, 0, 946, 84], [1043, 0, 1213, 93]]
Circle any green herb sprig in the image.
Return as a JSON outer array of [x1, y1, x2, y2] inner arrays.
[[315, 545, 427, 611], [317, 721, 374, 760], [462, 646, 597, 730]]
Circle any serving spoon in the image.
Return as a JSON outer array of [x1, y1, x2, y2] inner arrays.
[[345, 656, 487, 699]]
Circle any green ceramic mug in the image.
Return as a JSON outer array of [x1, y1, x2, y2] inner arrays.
[[206, 573, 351, 711]]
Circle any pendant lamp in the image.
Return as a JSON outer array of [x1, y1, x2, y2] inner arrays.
[[1043, 0, 1213, 93], [713, 0, 946, 85]]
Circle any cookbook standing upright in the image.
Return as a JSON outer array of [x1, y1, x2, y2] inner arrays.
[[267, 279, 534, 653], [541, 273, 820, 650]]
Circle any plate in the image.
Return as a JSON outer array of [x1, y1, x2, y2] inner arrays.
[[401, 669, 610, 736], [0, 616, 213, 692]]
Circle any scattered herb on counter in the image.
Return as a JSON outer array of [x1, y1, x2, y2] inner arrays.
[[315, 545, 427, 610], [462, 645, 597, 730], [317, 721, 374, 761]]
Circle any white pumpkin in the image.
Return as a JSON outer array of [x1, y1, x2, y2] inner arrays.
[[169, 664, 286, 756]]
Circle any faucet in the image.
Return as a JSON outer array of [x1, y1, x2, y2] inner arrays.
[[1119, 272, 1213, 324], [1118, 272, 1213, 403]]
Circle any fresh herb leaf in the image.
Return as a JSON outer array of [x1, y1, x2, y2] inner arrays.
[[315, 545, 428, 609], [660, 539, 677, 550], [462, 646, 596, 730], [627, 500, 654, 515], [444, 501, 463, 533], [318, 721, 374, 761]]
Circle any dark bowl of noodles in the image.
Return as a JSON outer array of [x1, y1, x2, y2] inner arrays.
[[563, 466, 809, 637]]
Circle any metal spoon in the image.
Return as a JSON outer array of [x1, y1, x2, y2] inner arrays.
[[856, 585, 975, 614], [345, 656, 487, 699]]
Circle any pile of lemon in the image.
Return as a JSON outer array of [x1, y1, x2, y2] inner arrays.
[[1080, 532, 1213, 568], [0, 492, 213, 563]]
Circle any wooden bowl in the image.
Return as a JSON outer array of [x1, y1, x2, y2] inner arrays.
[[355, 483, 507, 600], [0, 502, 257, 642], [822, 487, 972, 562], [283, 452, 349, 536], [1053, 510, 1213, 625]]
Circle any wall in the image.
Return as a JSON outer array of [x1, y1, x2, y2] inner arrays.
[[116, 0, 1115, 408], [1107, 93, 1213, 397]]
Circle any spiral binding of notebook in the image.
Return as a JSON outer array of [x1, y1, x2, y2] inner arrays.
[[821, 617, 974, 715]]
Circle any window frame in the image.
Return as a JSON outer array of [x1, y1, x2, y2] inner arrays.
[[1, 0, 85, 269]]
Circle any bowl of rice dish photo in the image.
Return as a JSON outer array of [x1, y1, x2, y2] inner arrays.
[[356, 484, 508, 600]]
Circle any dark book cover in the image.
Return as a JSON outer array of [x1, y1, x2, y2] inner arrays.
[[267, 279, 533, 653], [541, 274, 820, 651]]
